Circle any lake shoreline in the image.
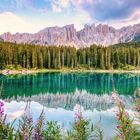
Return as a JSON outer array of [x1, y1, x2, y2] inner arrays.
[[1, 68, 140, 75]]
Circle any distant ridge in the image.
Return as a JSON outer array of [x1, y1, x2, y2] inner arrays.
[[1, 23, 140, 48]]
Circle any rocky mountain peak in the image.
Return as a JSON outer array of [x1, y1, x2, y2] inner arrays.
[[1, 23, 140, 48]]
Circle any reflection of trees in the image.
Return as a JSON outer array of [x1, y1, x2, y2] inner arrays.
[[6, 92, 135, 111], [0, 73, 140, 99]]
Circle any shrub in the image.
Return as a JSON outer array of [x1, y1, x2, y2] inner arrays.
[[112, 92, 140, 140], [44, 121, 62, 140], [5, 65, 15, 70], [67, 104, 103, 140]]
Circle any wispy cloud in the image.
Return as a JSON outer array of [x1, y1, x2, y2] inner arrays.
[[110, 9, 140, 28], [80, 0, 140, 21], [51, 0, 71, 13], [0, 0, 51, 14]]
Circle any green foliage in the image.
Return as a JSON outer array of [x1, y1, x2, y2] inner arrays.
[[66, 106, 103, 140], [0, 116, 16, 140], [18, 112, 34, 139], [5, 65, 15, 70], [69, 120, 104, 140], [34, 109, 45, 140], [121, 64, 136, 70], [113, 93, 140, 140], [1, 41, 140, 70], [44, 121, 62, 140], [5, 65, 23, 70], [70, 119, 93, 140]]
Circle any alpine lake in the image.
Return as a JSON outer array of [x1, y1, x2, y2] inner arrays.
[[0, 72, 139, 139]]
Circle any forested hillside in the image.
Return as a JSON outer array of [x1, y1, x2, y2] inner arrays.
[[0, 41, 140, 70]]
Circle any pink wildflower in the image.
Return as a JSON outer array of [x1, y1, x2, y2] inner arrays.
[[34, 128, 38, 140], [0, 100, 4, 117], [116, 113, 119, 116], [117, 125, 122, 129], [112, 92, 119, 101], [117, 117, 120, 120], [124, 112, 129, 116], [136, 104, 140, 112], [0, 101, 4, 106], [118, 98, 125, 107], [74, 104, 83, 120], [112, 93, 125, 107], [118, 134, 124, 139], [25, 132, 28, 140]]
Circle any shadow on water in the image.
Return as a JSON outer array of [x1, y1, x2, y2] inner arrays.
[[0, 72, 140, 99]]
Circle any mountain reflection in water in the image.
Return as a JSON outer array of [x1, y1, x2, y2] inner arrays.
[[5, 91, 135, 111]]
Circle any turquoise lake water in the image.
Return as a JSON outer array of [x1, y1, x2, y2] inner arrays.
[[0, 72, 140, 99]]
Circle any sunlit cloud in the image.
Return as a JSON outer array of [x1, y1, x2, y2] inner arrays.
[[0, 12, 30, 34], [0, 12, 50, 34], [110, 9, 140, 28]]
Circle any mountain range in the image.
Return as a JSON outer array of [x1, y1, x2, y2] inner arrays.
[[1, 23, 140, 48]]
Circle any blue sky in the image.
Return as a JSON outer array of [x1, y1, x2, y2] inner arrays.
[[0, 0, 140, 34]]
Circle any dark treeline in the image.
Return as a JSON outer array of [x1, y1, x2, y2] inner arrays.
[[0, 41, 140, 69]]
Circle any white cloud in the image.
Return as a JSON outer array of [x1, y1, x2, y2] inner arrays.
[[52, 4, 62, 13], [59, 0, 70, 7], [0, 12, 53, 34], [51, 0, 71, 13], [0, 12, 37, 34], [0, 11, 91, 34], [106, 9, 140, 28], [50, 0, 92, 29], [70, 10, 91, 30], [120, 9, 140, 26], [51, 0, 93, 13]]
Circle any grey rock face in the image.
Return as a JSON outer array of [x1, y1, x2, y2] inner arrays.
[[1, 23, 140, 48], [0, 37, 3, 41]]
